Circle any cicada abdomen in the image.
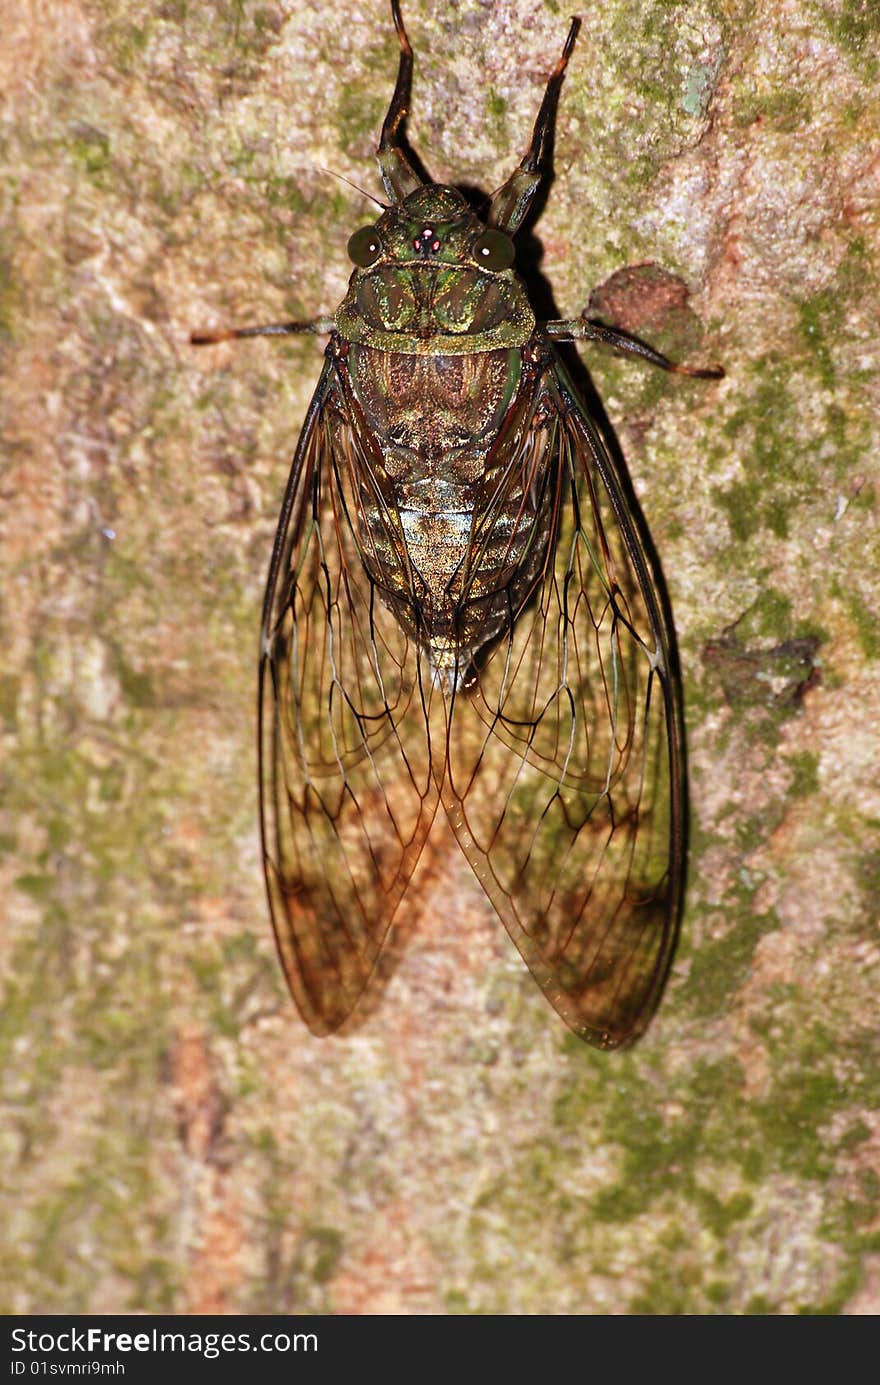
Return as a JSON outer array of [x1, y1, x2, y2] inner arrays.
[[193, 2, 721, 1047]]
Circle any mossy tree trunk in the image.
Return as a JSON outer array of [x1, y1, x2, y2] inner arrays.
[[1, 0, 878, 1314]]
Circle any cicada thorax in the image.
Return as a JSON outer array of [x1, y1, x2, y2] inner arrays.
[[336, 186, 535, 351]]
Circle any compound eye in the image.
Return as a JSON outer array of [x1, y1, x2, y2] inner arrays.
[[347, 226, 383, 267], [472, 229, 515, 271]]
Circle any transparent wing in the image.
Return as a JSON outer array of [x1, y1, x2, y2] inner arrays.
[[442, 355, 684, 1047], [259, 358, 439, 1034]]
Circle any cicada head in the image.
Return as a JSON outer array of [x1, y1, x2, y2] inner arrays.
[[337, 2, 580, 351], [338, 186, 533, 350], [349, 187, 516, 273]]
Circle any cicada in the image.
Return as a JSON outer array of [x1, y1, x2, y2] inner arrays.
[[193, 2, 721, 1048]]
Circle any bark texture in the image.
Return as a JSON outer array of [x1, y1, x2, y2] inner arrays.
[[1, 0, 878, 1314]]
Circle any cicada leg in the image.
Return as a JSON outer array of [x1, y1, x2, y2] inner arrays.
[[542, 316, 724, 379], [190, 318, 335, 346]]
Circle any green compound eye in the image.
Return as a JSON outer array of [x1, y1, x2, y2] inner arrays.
[[472, 229, 515, 271], [347, 226, 383, 267]]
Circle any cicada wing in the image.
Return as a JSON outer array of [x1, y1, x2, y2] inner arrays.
[[442, 357, 684, 1048], [259, 359, 440, 1035]]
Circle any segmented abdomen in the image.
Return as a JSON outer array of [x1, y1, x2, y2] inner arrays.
[[343, 343, 556, 672]]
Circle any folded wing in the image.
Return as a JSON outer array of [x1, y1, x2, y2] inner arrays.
[[259, 360, 440, 1033], [442, 357, 685, 1047]]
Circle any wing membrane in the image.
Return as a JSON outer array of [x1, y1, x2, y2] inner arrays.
[[260, 348, 683, 1046], [259, 359, 439, 1034], [442, 356, 684, 1047]]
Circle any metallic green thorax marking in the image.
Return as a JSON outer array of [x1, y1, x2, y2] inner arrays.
[[336, 188, 536, 354]]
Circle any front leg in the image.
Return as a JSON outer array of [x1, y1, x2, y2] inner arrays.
[[542, 314, 723, 379], [191, 317, 336, 346]]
